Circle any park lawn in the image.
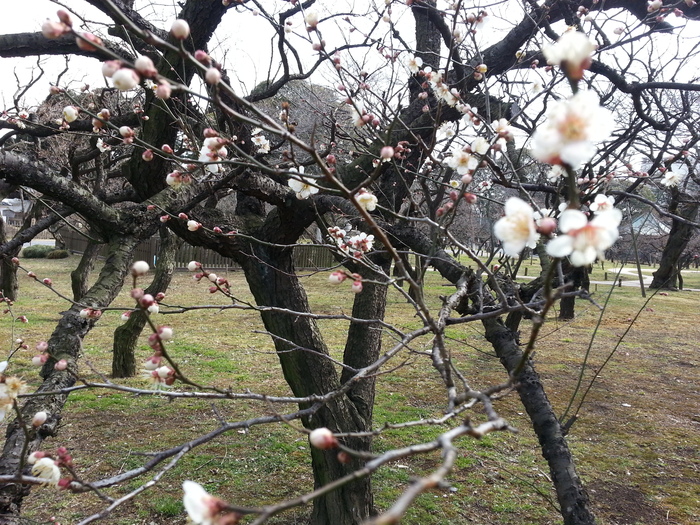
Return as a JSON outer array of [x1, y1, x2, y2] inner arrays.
[[1, 255, 698, 525]]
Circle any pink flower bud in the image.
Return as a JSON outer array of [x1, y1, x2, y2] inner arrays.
[[55, 359, 68, 371], [351, 280, 363, 294], [142, 149, 154, 161], [157, 326, 174, 341], [309, 427, 338, 449], [134, 56, 157, 77], [140, 294, 155, 308], [328, 271, 347, 284], [57, 9, 72, 26], [101, 60, 121, 78], [160, 215, 170, 223], [162, 144, 174, 154], [194, 50, 210, 63], [18, 316, 28, 323], [209, 286, 218, 293], [178, 213, 188, 220], [212, 226, 222, 234], [11, 257, 19, 265], [119, 126, 134, 138], [27, 271, 36, 278], [463, 193, 478, 204], [461, 173, 473, 185], [121, 311, 131, 322], [75, 32, 103, 52], [187, 261, 201, 272], [155, 292, 166, 302], [155, 81, 172, 99], [537, 217, 557, 236], [380, 146, 394, 160], [131, 288, 145, 300], [36, 341, 49, 352], [42, 278, 53, 286], [42, 20, 67, 39]]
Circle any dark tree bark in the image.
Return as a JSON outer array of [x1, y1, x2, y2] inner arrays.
[[650, 191, 699, 289], [483, 317, 596, 525], [237, 242, 375, 525], [0, 219, 19, 302], [559, 264, 589, 320], [112, 229, 180, 377], [70, 241, 101, 301]]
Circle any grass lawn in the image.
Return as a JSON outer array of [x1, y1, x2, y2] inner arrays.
[[2, 255, 699, 525]]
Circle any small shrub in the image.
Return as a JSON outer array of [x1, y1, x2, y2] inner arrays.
[[22, 245, 55, 258], [46, 249, 70, 259]]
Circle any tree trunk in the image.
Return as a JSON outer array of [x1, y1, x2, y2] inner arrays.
[[0, 218, 19, 302], [0, 237, 139, 521], [559, 265, 589, 320], [650, 194, 699, 289], [112, 229, 180, 377], [483, 317, 596, 525], [239, 245, 375, 525], [70, 241, 101, 301]]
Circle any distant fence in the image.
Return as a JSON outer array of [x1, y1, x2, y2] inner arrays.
[[59, 228, 336, 270]]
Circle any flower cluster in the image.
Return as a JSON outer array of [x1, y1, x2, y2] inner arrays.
[[28, 447, 74, 487], [199, 131, 230, 174], [188, 261, 233, 297], [328, 271, 364, 294], [251, 128, 270, 154]]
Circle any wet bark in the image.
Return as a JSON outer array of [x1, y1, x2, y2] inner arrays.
[[0, 237, 139, 521], [112, 230, 180, 377]]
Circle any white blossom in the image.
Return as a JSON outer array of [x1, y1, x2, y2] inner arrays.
[[287, 167, 319, 200], [542, 30, 596, 79], [493, 197, 540, 257], [32, 457, 61, 486], [111, 68, 140, 91], [183, 481, 225, 525], [589, 194, 615, 213], [546, 208, 622, 266], [660, 170, 682, 187], [406, 54, 423, 74], [356, 189, 378, 211], [445, 150, 478, 175], [530, 90, 614, 169]]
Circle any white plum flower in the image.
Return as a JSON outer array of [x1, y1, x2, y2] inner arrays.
[[530, 90, 614, 169], [96, 138, 110, 153], [542, 30, 596, 80], [471, 136, 490, 155], [660, 170, 682, 187], [62, 106, 78, 123], [32, 457, 61, 486], [546, 208, 622, 266], [445, 150, 478, 175], [287, 167, 319, 200], [406, 54, 423, 74], [251, 133, 270, 154], [356, 189, 378, 211], [547, 165, 567, 183], [493, 197, 540, 257], [182, 481, 227, 525], [589, 194, 615, 214]]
